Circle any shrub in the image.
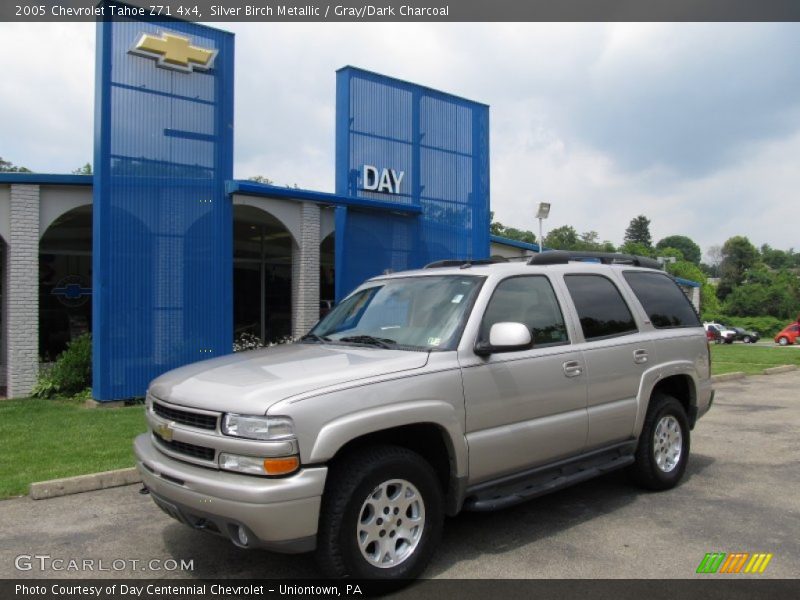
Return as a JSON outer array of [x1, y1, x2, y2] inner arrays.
[[233, 332, 294, 352], [32, 333, 92, 398]]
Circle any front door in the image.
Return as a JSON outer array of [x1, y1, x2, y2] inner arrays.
[[460, 275, 588, 484]]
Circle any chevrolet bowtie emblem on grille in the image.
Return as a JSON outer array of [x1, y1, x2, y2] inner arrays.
[[130, 32, 217, 73], [156, 421, 175, 442]]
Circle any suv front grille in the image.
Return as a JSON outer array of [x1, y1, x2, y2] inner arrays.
[[153, 433, 215, 461], [153, 401, 217, 430]]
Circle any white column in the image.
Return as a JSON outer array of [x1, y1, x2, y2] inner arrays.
[[291, 202, 321, 339], [7, 184, 40, 398], [692, 286, 701, 313]]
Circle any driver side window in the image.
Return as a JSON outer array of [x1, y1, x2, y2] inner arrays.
[[479, 276, 569, 348]]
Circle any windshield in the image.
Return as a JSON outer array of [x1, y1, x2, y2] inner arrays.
[[309, 275, 484, 351]]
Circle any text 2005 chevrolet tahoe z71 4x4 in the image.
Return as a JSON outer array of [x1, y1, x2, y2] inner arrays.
[[135, 251, 713, 579]]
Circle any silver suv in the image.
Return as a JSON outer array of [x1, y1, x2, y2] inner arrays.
[[134, 251, 714, 579]]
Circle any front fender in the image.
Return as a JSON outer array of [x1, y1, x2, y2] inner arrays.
[[308, 399, 468, 479]]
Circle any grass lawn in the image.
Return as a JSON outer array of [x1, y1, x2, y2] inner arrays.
[[0, 397, 147, 499], [711, 343, 800, 375]]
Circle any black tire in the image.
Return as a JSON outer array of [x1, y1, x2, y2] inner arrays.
[[778, 336, 789, 346], [315, 445, 444, 579], [743, 335, 751, 344], [630, 393, 690, 491], [724, 338, 734, 344]]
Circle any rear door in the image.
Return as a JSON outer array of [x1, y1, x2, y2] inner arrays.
[[561, 273, 653, 450]]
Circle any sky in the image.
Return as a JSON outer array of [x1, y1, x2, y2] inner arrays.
[[2, 21, 799, 257]]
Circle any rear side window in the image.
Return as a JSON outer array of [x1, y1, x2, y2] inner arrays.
[[564, 274, 637, 340], [623, 271, 701, 329]]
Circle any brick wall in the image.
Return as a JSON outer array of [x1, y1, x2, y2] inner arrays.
[[7, 184, 39, 398], [291, 202, 321, 339]]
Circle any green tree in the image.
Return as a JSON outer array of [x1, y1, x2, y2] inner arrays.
[[656, 235, 701, 265], [624, 215, 652, 248], [658, 247, 685, 261], [71, 163, 92, 175], [544, 225, 579, 250], [717, 236, 759, 300], [760, 244, 795, 270], [0, 157, 31, 172], [619, 241, 655, 257], [540, 226, 615, 252], [666, 260, 720, 315], [247, 175, 274, 184], [489, 213, 537, 244]]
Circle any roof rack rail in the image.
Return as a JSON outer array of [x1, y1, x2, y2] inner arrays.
[[424, 257, 508, 269], [527, 250, 662, 270]]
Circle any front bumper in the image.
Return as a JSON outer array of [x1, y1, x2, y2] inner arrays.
[[134, 433, 327, 553]]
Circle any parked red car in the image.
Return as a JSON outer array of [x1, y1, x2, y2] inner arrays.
[[774, 322, 800, 346]]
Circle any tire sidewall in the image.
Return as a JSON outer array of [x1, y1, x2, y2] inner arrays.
[[643, 399, 690, 488], [336, 454, 443, 579]]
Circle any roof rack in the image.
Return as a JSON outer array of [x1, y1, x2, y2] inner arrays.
[[424, 257, 508, 269], [527, 250, 662, 270]]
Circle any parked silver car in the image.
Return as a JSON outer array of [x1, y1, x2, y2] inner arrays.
[[135, 251, 713, 579]]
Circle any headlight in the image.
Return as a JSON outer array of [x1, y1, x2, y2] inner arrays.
[[221, 414, 294, 441]]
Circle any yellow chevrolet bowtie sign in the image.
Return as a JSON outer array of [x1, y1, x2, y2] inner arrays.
[[130, 32, 217, 73]]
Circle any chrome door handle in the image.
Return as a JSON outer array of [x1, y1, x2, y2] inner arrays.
[[563, 360, 582, 377], [634, 349, 649, 364]]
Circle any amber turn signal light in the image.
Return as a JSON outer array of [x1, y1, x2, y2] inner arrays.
[[263, 456, 300, 476]]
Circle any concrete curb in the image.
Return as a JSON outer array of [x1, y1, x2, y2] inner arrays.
[[30, 467, 140, 500], [763, 365, 798, 375], [711, 372, 746, 382]]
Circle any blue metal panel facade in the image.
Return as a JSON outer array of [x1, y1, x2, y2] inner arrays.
[[335, 67, 490, 300], [93, 18, 234, 400]]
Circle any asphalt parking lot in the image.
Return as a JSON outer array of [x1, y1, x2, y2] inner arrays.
[[1, 371, 798, 580]]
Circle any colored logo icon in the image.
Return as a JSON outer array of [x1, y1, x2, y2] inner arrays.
[[696, 552, 773, 574], [130, 32, 217, 73]]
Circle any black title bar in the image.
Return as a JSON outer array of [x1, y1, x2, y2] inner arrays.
[[5, 0, 800, 22]]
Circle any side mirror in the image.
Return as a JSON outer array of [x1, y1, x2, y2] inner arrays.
[[475, 322, 533, 356]]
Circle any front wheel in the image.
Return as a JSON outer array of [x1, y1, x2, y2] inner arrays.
[[778, 336, 789, 346], [630, 394, 691, 491], [743, 335, 751, 344], [315, 445, 444, 579]]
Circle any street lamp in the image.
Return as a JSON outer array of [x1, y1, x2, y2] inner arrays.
[[536, 202, 551, 253]]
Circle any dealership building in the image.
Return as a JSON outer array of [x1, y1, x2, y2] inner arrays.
[[0, 19, 698, 401]]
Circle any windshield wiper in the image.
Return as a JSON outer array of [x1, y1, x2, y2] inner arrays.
[[338, 335, 397, 349], [299, 333, 331, 344]]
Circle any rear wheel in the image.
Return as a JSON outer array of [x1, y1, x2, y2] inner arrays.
[[743, 335, 751, 344], [630, 393, 690, 491], [315, 445, 444, 579]]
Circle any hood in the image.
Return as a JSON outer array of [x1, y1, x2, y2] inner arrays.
[[149, 343, 430, 414]]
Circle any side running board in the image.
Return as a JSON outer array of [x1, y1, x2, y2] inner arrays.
[[463, 441, 636, 512]]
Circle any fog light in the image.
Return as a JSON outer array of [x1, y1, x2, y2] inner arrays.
[[237, 525, 249, 546], [219, 453, 300, 476]]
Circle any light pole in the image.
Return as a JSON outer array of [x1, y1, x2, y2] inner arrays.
[[536, 202, 551, 253]]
